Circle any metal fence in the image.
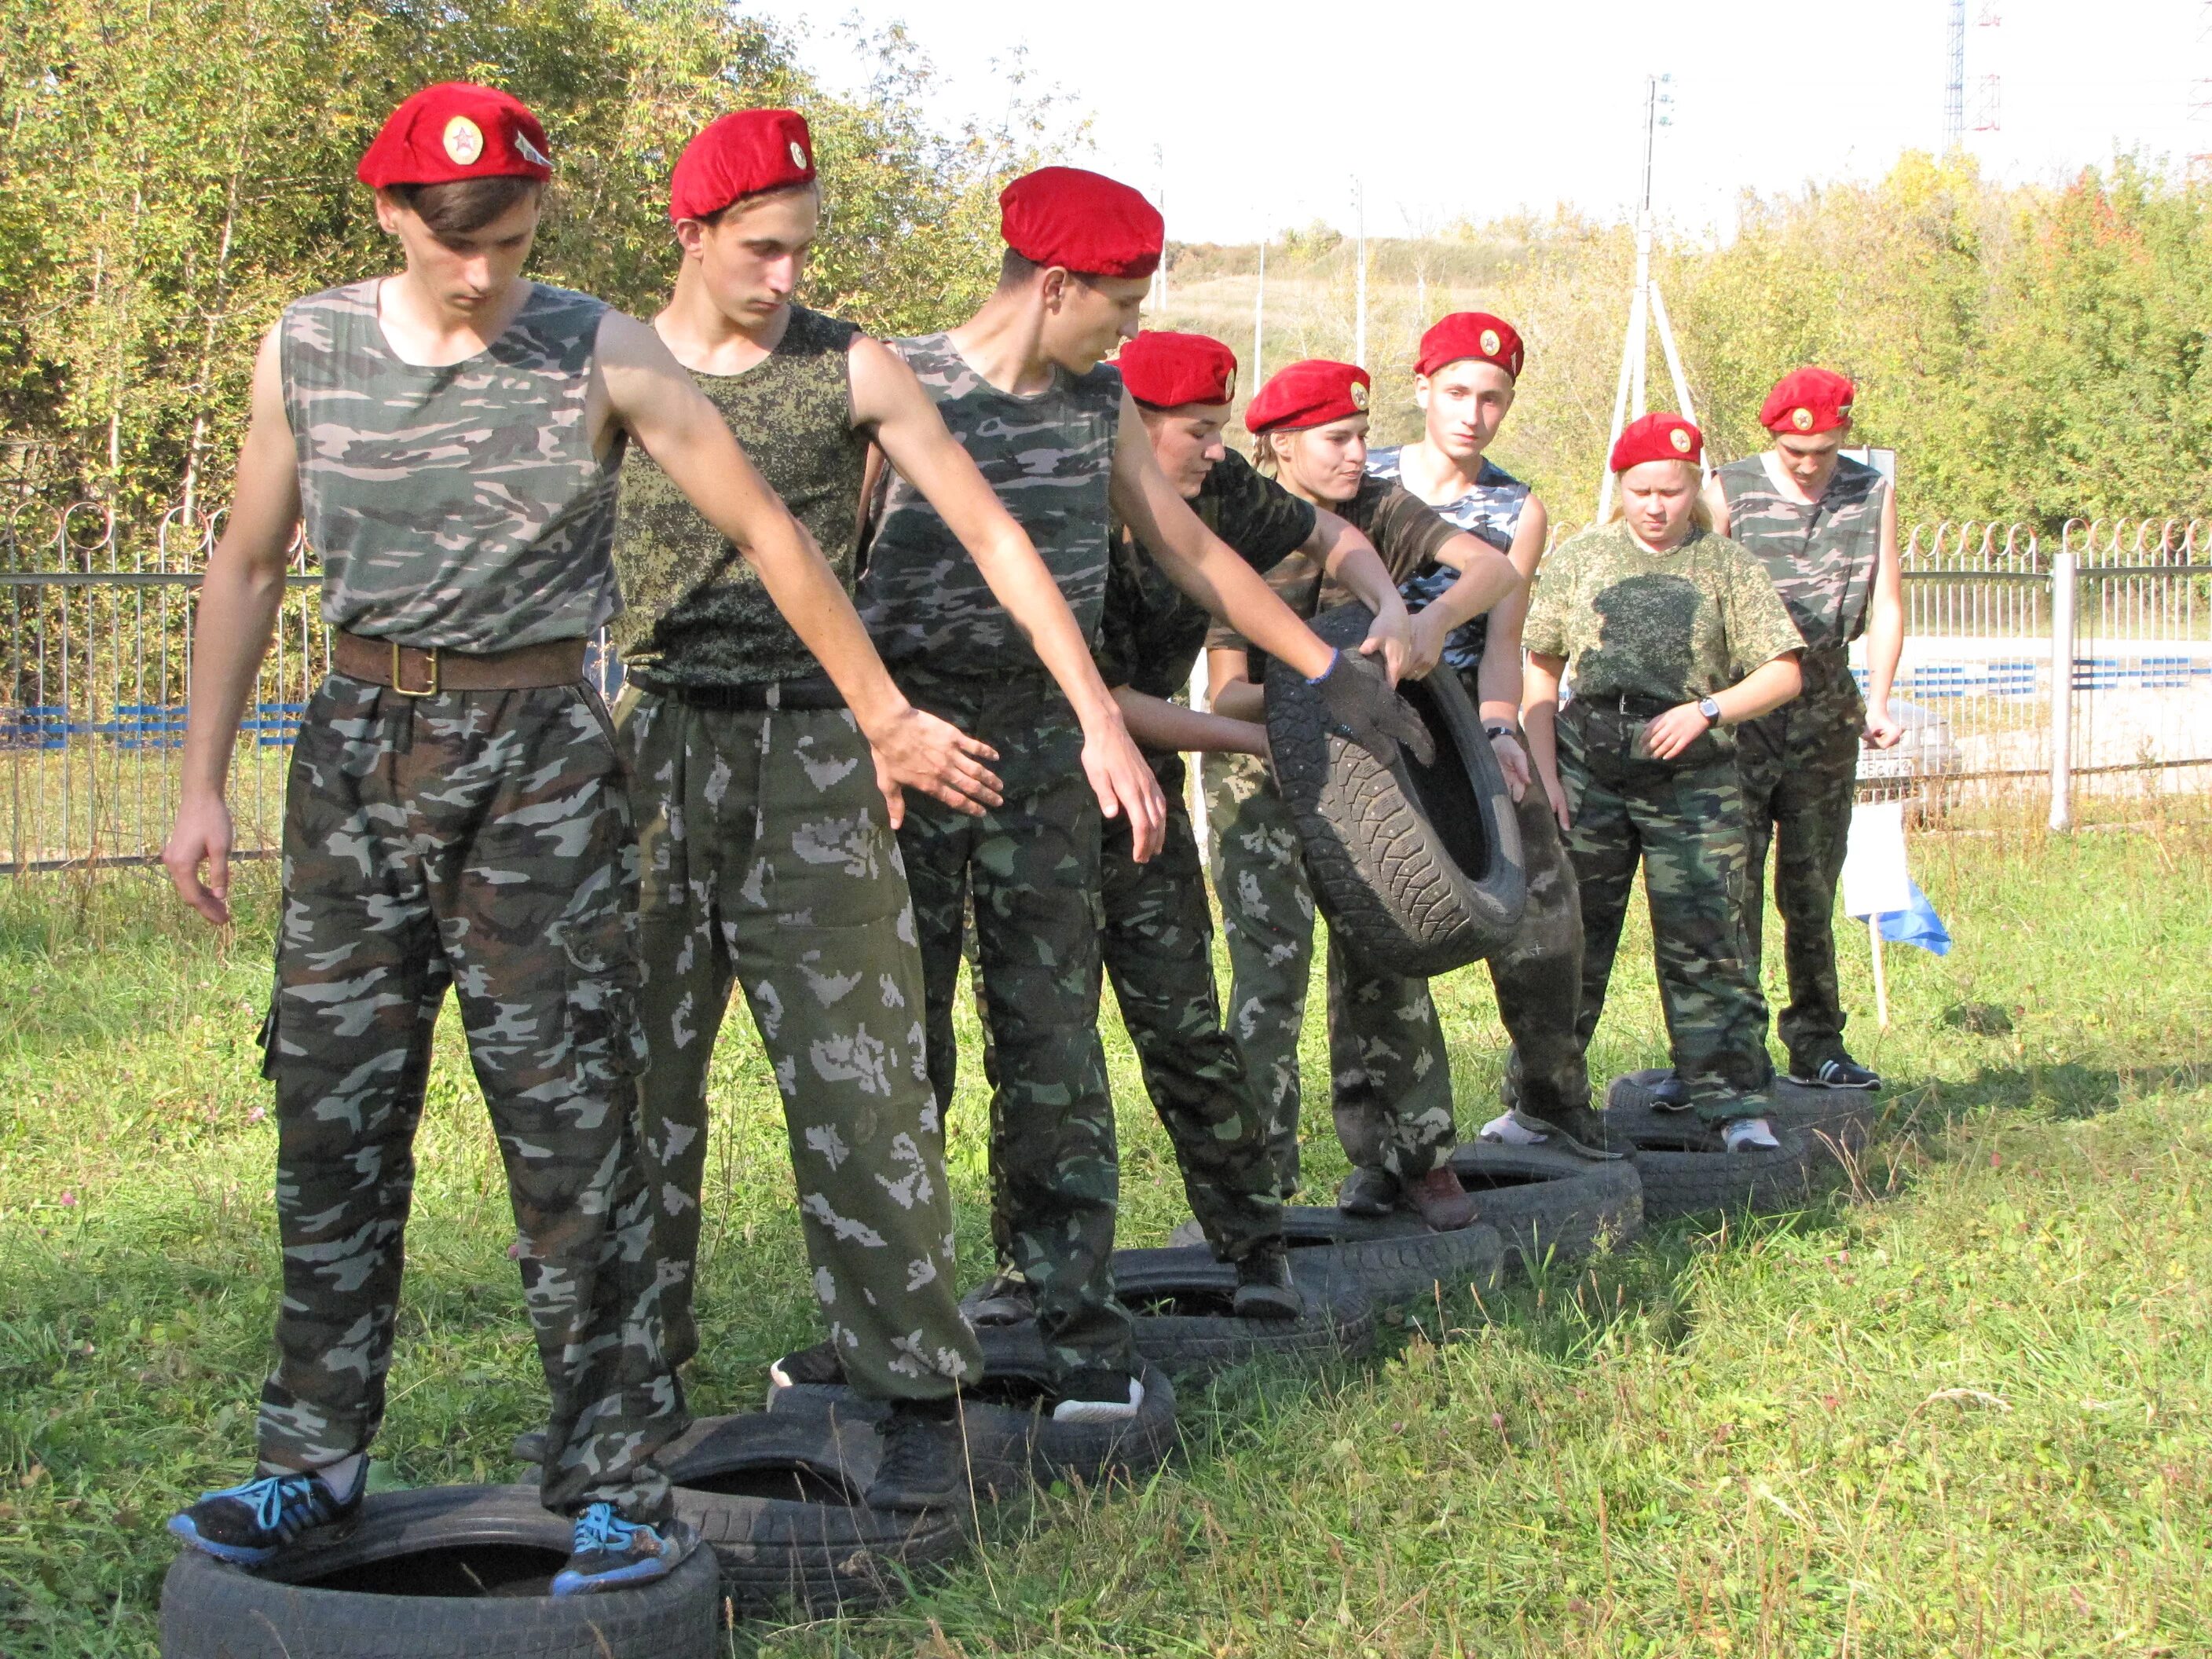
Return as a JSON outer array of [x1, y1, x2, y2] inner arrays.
[[5, 500, 2209, 872]]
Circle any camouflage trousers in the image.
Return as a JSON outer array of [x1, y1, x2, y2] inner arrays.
[[1558, 703, 1774, 1122], [1484, 719, 1592, 1122], [1101, 753, 1281, 1262], [1203, 752, 1456, 1195], [614, 688, 978, 1406], [1737, 654, 1862, 1072], [257, 676, 676, 1521], [896, 669, 1133, 1380]]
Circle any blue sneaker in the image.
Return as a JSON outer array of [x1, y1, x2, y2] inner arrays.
[[167, 1463, 366, 1566], [549, 1503, 695, 1597]]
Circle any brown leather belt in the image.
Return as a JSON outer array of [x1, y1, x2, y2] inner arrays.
[[332, 630, 587, 696]]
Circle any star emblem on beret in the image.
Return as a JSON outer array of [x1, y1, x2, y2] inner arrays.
[[1350, 381, 1368, 411], [788, 141, 806, 168], [1479, 328, 1501, 357], [1792, 406, 1815, 432], [1669, 426, 1693, 454], [442, 115, 484, 167]]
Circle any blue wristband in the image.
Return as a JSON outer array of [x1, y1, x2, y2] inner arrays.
[[1305, 649, 1341, 687]]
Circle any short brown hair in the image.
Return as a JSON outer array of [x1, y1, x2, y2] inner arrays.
[[387, 176, 544, 241]]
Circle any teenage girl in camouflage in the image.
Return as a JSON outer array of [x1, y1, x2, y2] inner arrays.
[[1520, 414, 1804, 1150]]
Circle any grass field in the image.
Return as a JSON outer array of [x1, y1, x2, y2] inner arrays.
[[3, 811, 2210, 1657]]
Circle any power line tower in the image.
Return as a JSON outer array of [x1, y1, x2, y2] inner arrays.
[[1944, 0, 1966, 152], [1971, 5, 2003, 133], [2192, 0, 2212, 176]]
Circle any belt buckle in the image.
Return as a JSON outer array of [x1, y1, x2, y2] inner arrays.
[[391, 641, 440, 698]]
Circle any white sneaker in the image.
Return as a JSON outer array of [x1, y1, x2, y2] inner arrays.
[[1722, 1117, 1780, 1152], [1479, 1111, 1550, 1147], [1050, 1375, 1144, 1425]]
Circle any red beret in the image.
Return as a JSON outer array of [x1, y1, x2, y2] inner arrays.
[[1760, 366, 1855, 434], [668, 109, 815, 223], [1610, 411, 1704, 471], [1000, 167, 1163, 280], [1415, 311, 1525, 380], [1245, 360, 1371, 434], [1115, 331, 1238, 408], [358, 82, 552, 190]]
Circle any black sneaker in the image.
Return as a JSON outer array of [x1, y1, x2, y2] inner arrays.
[[1648, 1071, 1692, 1111], [167, 1461, 367, 1566], [863, 1399, 965, 1511], [1789, 1056, 1881, 1090], [767, 1340, 844, 1396], [966, 1273, 1036, 1326], [511, 1429, 547, 1466], [1049, 1367, 1144, 1424], [1335, 1166, 1399, 1217], [549, 1503, 696, 1596], [1500, 1104, 1625, 1161], [1232, 1247, 1302, 1321]]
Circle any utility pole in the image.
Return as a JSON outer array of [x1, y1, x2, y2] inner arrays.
[[1251, 236, 1267, 390], [1971, 5, 2002, 134], [1598, 73, 1702, 521], [1350, 177, 1368, 370], [1149, 145, 1167, 317], [1944, 0, 1965, 152]]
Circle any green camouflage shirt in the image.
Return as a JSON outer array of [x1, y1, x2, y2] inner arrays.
[[857, 334, 1122, 679], [280, 280, 621, 651], [1714, 454, 1888, 654], [1523, 522, 1804, 705], [1096, 449, 1316, 699], [1205, 471, 1460, 654], [610, 305, 866, 687]]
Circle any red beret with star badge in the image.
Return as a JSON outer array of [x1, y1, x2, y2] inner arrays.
[[1244, 360, 1372, 434], [1609, 411, 1703, 471], [358, 82, 553, 189], [999, 167, 1163, 279], [1115, 331, 1239, 409], [1760, 367, 1855, 435], [1415, 311, 1525, 379], [668, 109, 816, 223]]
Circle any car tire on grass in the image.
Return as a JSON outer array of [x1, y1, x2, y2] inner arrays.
[[661, 1411, 969, 1618], [1263, 602, 1527, 976], [1609, 1068, 1879, 1173], [1602, 1090, 1816, 1221], [1446, 1141, 1645, 1273], [1108, 1245, 1382, 1375], [767, 1328, 1177, 1496], [159, 1484, 720, 1659]]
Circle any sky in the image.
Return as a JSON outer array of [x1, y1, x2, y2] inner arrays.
[[743, 0, 2210, 244]]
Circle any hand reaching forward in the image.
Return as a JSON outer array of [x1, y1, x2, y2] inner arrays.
[[869, 705, 1003, 830]]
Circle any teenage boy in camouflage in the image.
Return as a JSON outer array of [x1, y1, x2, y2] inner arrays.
[[1366, 313, 1619, 1161], [606, 112, 1162, 1507], [859, 169, 1423, 1418], [158, 84, 971, 1593], [1086, 329, 1414, 1318], [1207, 358, 1522, 1227], [1697, 368, 1904, 1095]]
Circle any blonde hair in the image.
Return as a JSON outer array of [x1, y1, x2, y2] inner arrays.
[[1250, 427, 1288, 476], [1604, 460, 1713, 531]]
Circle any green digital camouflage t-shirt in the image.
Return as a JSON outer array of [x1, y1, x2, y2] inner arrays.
[[1095, 449, 1316, 699], [1714, 453, 1888, 654], [1522, 522, 1804, 705]]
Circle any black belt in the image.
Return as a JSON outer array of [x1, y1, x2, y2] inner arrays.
[[628, 673, 846, 712], [1569, 691, 1681, 720]]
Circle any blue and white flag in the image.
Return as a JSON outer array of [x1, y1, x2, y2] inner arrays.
[[1874, 880, 1952, 955]]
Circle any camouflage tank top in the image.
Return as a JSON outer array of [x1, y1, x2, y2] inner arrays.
[[1364, 447, 1530, 671], [858, 333, 1121, 681], [1714, 454, 1887, 654], [610, 305, 866, 687], [279, 280, 621, 651]]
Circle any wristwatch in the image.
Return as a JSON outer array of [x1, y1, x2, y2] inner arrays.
[[1697, 696, 1723, 724], [1484, 722, 1515, 740]]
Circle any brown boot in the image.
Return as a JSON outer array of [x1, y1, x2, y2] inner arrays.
[[1404, 1166, 1478, 1231]]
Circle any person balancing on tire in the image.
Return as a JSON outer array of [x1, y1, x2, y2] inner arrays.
[[601, 112, 1172, 1508], [157, 83, 922, 1593], [1080, 328, 1419, 1317], [1690, 368, 1905, 1097], [1365, 312, 1621, 1163], [1206, 357, 1522, 1227], [855, 168, 1423, 1419], [1521, 413, 1804, 1152]]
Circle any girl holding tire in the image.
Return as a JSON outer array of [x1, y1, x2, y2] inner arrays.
[[1520, 413, 1804, 1148], [1205, 357, 1519, 1228]]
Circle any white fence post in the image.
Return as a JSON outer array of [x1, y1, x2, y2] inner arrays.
[[2049, 547, 2078, 831]]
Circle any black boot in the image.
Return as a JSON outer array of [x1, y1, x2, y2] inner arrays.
[[1232, 1246, 1302, 1320], [863, 1397, 965, 1512]]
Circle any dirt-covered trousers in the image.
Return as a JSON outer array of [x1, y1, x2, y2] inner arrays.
[[1099, 751, 1282, 1262], [895, 668, 1134, 1381], [1557, 701, 1774, 1123], [1735, 648, 1863, 1073], [257, 676, 677, 1522], [613, 688, 979, 1406], [1203, 752, 1456, 1196]]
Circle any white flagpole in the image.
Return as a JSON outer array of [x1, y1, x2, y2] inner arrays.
[[1868, 915, 1891, 1029]]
